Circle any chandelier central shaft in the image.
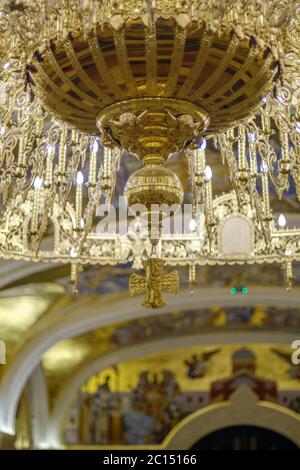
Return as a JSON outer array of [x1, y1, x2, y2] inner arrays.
[[97, 98, 209, 165]]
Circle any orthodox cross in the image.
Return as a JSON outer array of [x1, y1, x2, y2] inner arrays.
[[129, 258, 179, 308]]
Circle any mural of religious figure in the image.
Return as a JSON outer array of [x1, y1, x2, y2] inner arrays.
[[123, 405, 155, 445], [109, 395, 123, 444], [271, 349, 300, 380], [224, 307, 254, 325], [70, 344, 298, 448], [124, 370, 182, 444], [79, 374, 125, 445], [79, 395, 94, 444], [210, 348, 278, 402], [184, 350, 220, 378], [91, 376, 112, 444], [161, 370, 182, 431]]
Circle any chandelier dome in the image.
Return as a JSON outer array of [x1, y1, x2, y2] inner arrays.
[[28, 18, 277, 136]]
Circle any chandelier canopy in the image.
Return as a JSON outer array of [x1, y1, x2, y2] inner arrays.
[[0, 0, 299, 307], [28, 19, 276, 135]]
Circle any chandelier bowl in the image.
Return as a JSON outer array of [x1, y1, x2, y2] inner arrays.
[[28, 17, 277, 140]]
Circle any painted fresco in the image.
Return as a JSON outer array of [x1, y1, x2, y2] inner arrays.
[[63, 346, 300, 446], [43, 305, 300, 399]]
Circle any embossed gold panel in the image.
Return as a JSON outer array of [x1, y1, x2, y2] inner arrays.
[[29, 19, 276, 135]]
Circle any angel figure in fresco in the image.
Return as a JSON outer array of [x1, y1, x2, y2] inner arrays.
[[161, 370, 181, 401], [271, 348, 300, 380], [184, 350, 221, 379]]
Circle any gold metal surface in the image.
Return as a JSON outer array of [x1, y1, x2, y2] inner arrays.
[[97, 99, 209, 164], [29, 19, 276, 135], [124, 165, 184, 209], [0, 0, 298, 307], [129, 258, 179, 308], [0, 284, 64, 358]]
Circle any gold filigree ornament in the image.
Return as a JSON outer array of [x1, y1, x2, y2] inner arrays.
[[129, 258, 179, 309], [0, 1, 299, 307]]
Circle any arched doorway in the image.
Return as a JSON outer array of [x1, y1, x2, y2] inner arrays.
[[191, 425, 298, 450], [164, 386, 300, 449]]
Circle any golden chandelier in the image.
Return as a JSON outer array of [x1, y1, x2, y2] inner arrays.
[[0, 0, 299, 307]]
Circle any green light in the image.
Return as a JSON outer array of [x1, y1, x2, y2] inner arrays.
[[242, 287, 248, 294], [231, 287, 237, 295]]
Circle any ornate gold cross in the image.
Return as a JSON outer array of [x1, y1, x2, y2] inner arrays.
[[129, 258, 179, 309]]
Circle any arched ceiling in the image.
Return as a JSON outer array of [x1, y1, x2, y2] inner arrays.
[[82, 343, 299, 393], [0, 283, 65, 360], [49, 334, 300, 447], [1, 284, 300, 436], [41, 303, 300, 401]]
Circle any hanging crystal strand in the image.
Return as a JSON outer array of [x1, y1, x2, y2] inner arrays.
[[75, 138, 101, 254], [34, 142, 56, 249], [237, 125, 246, 170], [212, 135, 218, 150], [248, 130, 257, 178], [245, 144, 272, 249], [70, 129, 80, 159], [35, 110, 44, 138], [57, 125, 67, 189], [104, 146, 112, 179], [290, 122, 300, 200], [237, 125, 249, 183], [226, 128, 235, 143], [224, 128, 243, 208], [205, 172, 213, 223], [60, 130, 81, 210], [204, 164, 214, 236], [186, 149, 197, 219], [261, 106, 271, 135], [283, 259, 293, 291], [245, 128, 258, 211], [278, 123, 290, 195], [15, 111, 30, 181], [89, 139, 98, 189], [195, 139, 206, 198], [219, 133, 227, 165], [70, 263, 80, 295], [102, 146, 112, 202], [31, 176, 43, 235], [77, 134, 88, 169], [75, 171, 84, 231], [56, 126, 68, 207], [16, 132, 26, 178], [188, 264, 196, 295], [78, 167, 104, 255], [225, 128, 236, 164], [45, 144, 54, 188], [260, 161, 272, 221], [0, 127, 4, 200], [109, 147, 122, 204]]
